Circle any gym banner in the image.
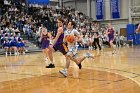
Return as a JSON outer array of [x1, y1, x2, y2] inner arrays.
[[96, 0, 104, 20], [27, 0, 49, 5], [110, 0, 120, 19]]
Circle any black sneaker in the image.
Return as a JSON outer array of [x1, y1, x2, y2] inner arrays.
[[46, 63, 55, 68], [78, 63, 82, 69]]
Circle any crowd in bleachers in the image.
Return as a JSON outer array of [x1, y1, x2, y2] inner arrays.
[[0, 1, 26, 56], [0, 1, 127, 56]]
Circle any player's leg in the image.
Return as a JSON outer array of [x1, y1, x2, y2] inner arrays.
[[46, 46, 56, 68]]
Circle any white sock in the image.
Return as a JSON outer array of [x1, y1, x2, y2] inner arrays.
[[5, 52, 7, 56], [64, 68, 68, 71], [15, 52, 17, 56], [50, 61, 54, 64]]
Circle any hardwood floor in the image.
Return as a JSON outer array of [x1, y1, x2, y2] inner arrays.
[[0, 46, 140, 93]]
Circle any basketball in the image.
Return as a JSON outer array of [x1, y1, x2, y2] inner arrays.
[[66, 34, 75, 43]]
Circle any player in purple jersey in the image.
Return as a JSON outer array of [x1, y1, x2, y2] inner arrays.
[[106, 23, 116, 54], [46, 17, 70, 68], [40, 26, 51, 63]]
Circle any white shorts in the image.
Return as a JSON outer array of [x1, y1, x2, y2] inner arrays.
[[67, 46, 78, 59]]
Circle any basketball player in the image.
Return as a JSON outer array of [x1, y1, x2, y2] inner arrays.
[[136, 24, 140, 33], [40, 25, 51, 63], [106, 23, 116, 54], [59, 20, 95, 77], [46, 17, 71, 68], [92, 27, 102, 50]]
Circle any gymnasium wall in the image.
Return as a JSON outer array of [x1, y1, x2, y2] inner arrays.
[[63, 0, 129, 20], [63, 0, 130, 34], [120, 0, 129, 19], [64, 0, 87, 15], [63, 1, 75, 8], [91, 0, 96, 19]]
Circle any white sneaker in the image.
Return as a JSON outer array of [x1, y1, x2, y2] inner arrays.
[[59, 69, 68, 77], [112, 50, 116, 54], [85, 52, 94, 58]]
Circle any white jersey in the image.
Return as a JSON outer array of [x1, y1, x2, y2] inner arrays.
[[64, 29, 80, 47], [64, 29, 80, 58], [64, 29, 80, 37]]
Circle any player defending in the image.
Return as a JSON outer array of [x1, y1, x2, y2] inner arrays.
[[46, 17, 71, 68]]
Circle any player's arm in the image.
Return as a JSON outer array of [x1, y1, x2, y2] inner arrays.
[[64, 30, 68, 42], [51, 27, 63, 47], [106, 29, 109, 35], [97, 32, 101, 38], [77, 34, 82, 42], [39, 27, 42, 36], [136, 24, 140, 33], [75, 30, 81, 42], [48, 32, 52, 39], [64, 35, 68, 42], [113, 27, 116, 36], [39, 31, 43, 42], [138, 24, 140, 31]]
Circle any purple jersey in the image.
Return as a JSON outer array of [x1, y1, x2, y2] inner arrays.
[[41, 33, 50, 49], [108, 28, 115, 41], [108, 28, 114, 38], [55, 32, 64, 44], [53, 31, 68, 55]]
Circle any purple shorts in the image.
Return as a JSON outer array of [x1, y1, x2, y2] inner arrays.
[[53, 43, 68, 55], [41, 39, 50, 49], [109, 37, 114, 42]]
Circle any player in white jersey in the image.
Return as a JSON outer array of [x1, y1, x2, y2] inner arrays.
[[59, 21, 95, 77]]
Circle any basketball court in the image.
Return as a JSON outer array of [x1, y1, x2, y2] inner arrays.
[[1, 0, 140, 93], [0, 46, 140, 93]]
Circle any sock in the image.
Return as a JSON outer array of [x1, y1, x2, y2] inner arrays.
[[50, 61, 54, 64], [5, 52, 7, 55], [64, 68, 68, 71]]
